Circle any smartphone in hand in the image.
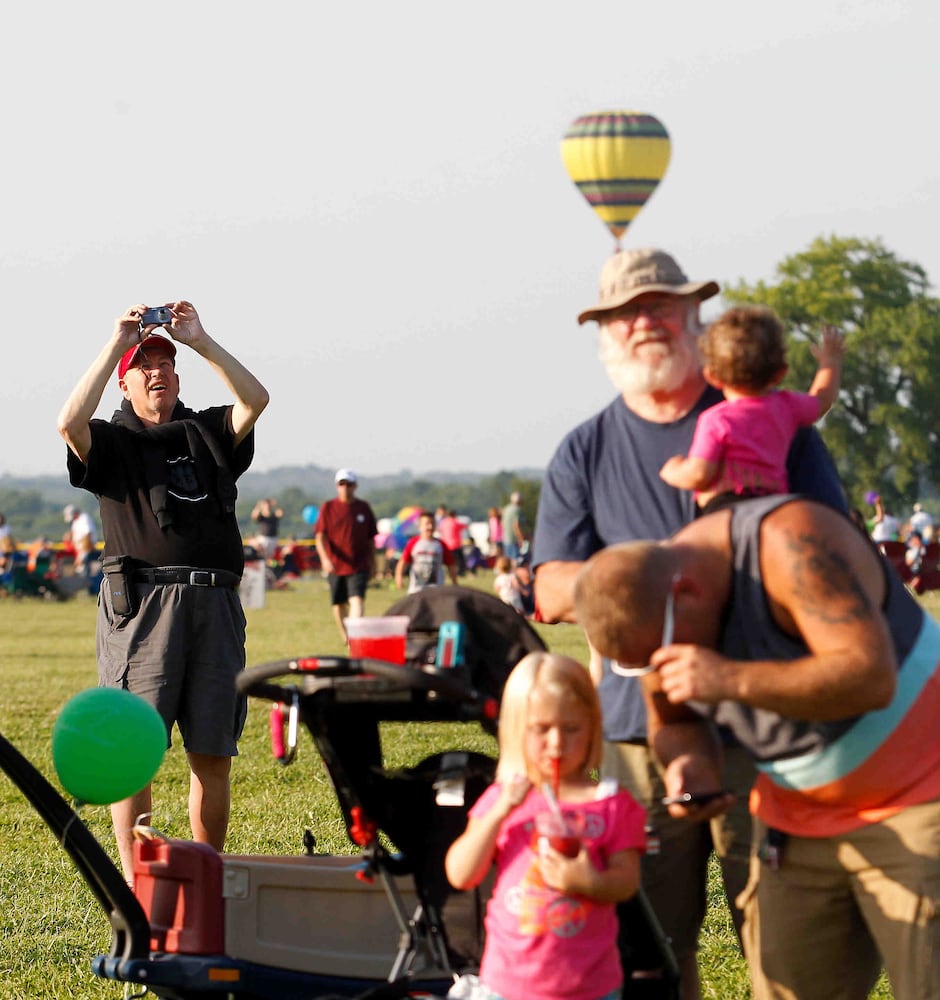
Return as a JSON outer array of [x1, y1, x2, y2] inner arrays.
[[661, 790, 731, 806]]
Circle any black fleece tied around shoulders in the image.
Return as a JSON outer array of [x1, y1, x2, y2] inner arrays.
[[111, 399, 237, 530]]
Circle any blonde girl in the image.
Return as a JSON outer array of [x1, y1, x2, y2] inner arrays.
[[445, 653, 646, 1000]]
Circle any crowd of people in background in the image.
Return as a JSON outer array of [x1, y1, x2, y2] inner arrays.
[[866, 494, 934, 543], [227, 481, 539, 620], [7, 485, 936, 614], [6, 487, 937, 614], [0, 485, 537, 605], [859, 495, 940, 596], [0, 504, 105, 598]]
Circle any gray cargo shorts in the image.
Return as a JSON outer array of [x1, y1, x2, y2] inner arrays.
[[97, 577, 248, 756]]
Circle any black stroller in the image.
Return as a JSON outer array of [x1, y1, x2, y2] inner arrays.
[[0, 586, 678, 999]]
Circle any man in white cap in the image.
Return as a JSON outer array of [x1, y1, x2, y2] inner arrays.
[[908, 502, 934, 542], [63, 502, 98, 577], [532, 247, 846, 998], [314, 469, 378, 643]]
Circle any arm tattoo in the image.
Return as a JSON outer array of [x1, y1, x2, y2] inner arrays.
[[780, 528, 873, 625]]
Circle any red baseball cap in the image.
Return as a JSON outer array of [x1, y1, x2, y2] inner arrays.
[[118, 335, 177, 380]]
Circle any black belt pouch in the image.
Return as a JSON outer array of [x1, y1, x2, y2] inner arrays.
[[101, 555, 139, 618]]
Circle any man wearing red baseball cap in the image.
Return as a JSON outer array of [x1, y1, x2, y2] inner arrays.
[[57, 301, 269, 880]]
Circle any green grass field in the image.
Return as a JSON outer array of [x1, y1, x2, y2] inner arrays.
[[1, 572, 918, 998]]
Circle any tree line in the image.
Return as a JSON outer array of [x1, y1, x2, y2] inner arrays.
[[725, 235, 940, 518]]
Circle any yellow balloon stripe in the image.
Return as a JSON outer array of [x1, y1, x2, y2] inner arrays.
[[560, 136, 671, 183]]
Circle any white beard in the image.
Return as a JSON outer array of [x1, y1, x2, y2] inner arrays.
[[599, 328, 701, 397]]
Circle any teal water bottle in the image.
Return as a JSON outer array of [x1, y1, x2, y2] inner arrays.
[[435, 621, 465, 667]]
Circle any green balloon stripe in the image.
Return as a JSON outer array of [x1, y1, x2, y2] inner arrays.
[[564, 115, 669, 141]]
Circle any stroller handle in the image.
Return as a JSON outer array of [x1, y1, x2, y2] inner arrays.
[[238, 656, 497, 723]]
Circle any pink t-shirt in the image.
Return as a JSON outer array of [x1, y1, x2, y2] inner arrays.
[[471, 783, 646, 1000], [688, 390, 820, 498], [488, 515, 503, 545], [438, 515, 464, 551]]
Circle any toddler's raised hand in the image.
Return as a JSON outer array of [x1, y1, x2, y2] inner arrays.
[[811, 325, 846, 365]]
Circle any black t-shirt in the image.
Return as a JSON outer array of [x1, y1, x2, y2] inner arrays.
[[254, 512, 279, 538], [68, 405, 253, 573]]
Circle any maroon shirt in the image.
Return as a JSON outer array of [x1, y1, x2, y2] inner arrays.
[[315, 497, 377, 574]]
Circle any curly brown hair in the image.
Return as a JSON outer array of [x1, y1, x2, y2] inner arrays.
[[700, 305, 787, 392]]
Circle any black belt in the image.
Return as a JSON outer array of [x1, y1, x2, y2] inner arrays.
[[133, 567, 241, 589]]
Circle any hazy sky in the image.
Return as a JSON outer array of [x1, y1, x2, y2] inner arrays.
[[3, 1, 937, 481]]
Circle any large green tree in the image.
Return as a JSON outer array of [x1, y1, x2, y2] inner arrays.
[[723, 236, 940, 513]]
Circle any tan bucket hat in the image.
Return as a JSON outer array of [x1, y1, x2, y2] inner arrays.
[[578, 247, 719, 325]]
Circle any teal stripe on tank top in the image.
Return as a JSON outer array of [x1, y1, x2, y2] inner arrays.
[[756, 613, 940, 790]]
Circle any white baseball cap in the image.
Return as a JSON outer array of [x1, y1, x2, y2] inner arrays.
[[335, 468, 358, 485]]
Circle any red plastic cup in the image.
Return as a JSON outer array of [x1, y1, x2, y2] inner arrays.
[[534, 810, 585, 858], [344, 616, 409, 664]]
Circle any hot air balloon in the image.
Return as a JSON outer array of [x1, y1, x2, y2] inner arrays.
[[390, 505, 423, 550], [561, 111, 671, 247]]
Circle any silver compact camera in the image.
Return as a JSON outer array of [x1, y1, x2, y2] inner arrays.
[[141, 306, 172, 327]]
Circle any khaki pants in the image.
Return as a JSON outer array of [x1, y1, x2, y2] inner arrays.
[[742, 800, 940, 1000]]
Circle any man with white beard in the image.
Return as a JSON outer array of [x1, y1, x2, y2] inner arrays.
[[532, 248, 845, 1000]]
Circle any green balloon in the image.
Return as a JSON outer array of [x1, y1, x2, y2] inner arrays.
[[53, 688, 167, 805]]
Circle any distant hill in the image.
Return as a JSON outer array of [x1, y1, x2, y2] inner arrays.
[[1, 463, 545, 498], [238, 463, 546, 497], [0, 472, 79, 505]]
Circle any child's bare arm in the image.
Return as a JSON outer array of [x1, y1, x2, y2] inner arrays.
[[808, 325, 845, 417], [660, 454, 720, 491], [444, 776, 530, 890]]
